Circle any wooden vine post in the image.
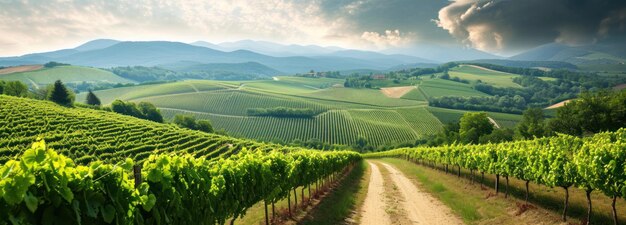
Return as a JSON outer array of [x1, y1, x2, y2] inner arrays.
[[133, 165, 142, 189]]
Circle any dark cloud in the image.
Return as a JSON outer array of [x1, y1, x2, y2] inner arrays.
[[435, 0, 626, 54], [310, 0, 454, 43]]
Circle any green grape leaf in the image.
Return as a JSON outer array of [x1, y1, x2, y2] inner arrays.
[[24, 191, 38, 213], [1, 162, 15, 179], [85, 197, 99, 218], [146, 169, 163, 182], [141, 194, 156, 212], [3, 174, 34, 205], [22, 144, 46, 167], [121, 158, 134, 171], [102, 204, 116, 224], [60, 186, 74, 203]]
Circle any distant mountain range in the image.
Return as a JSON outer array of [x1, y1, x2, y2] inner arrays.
[[1, 39, 622, 75], [510, 43, 626, 65], [0, 39, 440, 74], [191, 40, 344, 57], [160, 61, 282, 76]]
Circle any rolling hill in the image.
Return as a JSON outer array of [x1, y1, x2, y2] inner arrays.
[[0, 95, 288, 164], [510, 43, 626, 71], [78, 76, 522, 147], [461, 59, 578, 70], [0, 65, 134, 87]]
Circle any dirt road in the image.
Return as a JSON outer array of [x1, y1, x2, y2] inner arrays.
[[359, 161, 464, 225], [360, 163, 391, 225]]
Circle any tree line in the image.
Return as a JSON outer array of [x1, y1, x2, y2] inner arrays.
[[426, 90, 626, 146], [342, 62, 624, 114], [429, 67, 624, 114], [109, 66, 269, 82]]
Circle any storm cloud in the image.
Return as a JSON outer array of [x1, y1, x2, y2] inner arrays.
[[311, 0, 453, 46], [435, 0, 626, 54]]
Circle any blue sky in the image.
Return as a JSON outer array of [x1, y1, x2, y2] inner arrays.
[[1, 0, 624, 57]]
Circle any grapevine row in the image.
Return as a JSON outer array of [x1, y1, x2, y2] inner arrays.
[[365, 128, 626, 224], [0, 96, 296, 164], [0, 139, 361, 225]]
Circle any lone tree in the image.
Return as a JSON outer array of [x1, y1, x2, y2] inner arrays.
[[47, 80, 74, 106], [173, 114, 213, 133], [85, 90, 101, 106], [516, 107, 546, 139], [3, 81, 28, 97], [138, 102, 164, 123], [459, 112, 493, 144], [195, 119, 214, 133]]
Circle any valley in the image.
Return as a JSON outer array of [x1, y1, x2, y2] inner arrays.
[[74, 69, 527, 147], [1, 4, 626, 223]]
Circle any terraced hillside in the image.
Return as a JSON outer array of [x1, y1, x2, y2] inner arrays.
[[77, 76, 521, 147], [0, 95, 289, 164]]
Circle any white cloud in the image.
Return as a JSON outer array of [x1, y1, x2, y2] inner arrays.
[[0, 0, 355, 56], [360, 30, 414, 49]]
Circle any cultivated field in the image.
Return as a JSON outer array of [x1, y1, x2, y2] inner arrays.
[[418, 78, 489, 98], [449, 65, 522, 88], [0, 65, 133, 86], [79, 76, 522, 147], [380, 86, 416, 98], [0, 65, 43, 75], [0, 95, 277, 164]]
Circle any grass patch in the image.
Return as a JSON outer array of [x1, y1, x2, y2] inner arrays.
[[376, 158, 485, 223], [299, 160, 369, 225], [235, 161, 369, 225], [449, 65, 521, 88]]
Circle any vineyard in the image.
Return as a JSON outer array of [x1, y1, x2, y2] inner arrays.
[[364, 128, 626, 224], [0, 95, 294, 164], [0, 65, 133, 86], [418, 79, 489, 98], [140, 90, 332, 116], [0, 138, 361, 225], [299, 87, 423, 107], [448, 65, 523, 88], [76, 77, 523, 147], [399, 88, 427, 101], [159, 108, 422, 146], [76, 80, 235, 104]]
